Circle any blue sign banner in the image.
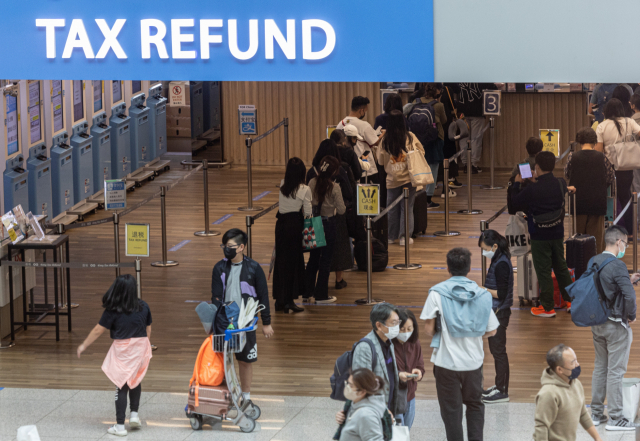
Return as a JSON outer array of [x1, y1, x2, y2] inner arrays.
[[0, 0, 434, 82]]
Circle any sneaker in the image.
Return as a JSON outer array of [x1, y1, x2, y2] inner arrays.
[[482, 385, 497, 396], [426, 202, 440, 209], [606, 417, 638, 431], [399, 237, 414, 246], [566, 302, 571, 313], [129, 415, 142, 429], [475, 166, 483, 173], [335, 280, 348, 290], [388, 239, 395, 245], [448, 179, 463, 188], [315, 296, 337, 304], [591, 414, 608, 426], [482, 391, 509, 404], [531, 305, 556, 318], [464, 166, 479, 174], [441, 190, 457, 199], [107, 425, 127, 437]]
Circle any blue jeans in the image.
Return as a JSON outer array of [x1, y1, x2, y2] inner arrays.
[[426, 161, 440, 197], [387, 183, 416, 241], [397, 397, 416, 429]]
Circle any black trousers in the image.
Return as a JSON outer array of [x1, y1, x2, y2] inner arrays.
[[434, 365, 484, 441], [115, 383, 142, 424], [488, 314, 510, 394]]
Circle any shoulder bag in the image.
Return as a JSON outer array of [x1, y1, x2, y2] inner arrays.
[[303, 196, 326, 251], [605, 119, 640, 170], [405, 134, 434, 187], [532, 179, 565, 228]]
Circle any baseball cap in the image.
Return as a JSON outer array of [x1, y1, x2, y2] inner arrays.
[[343, 124, 363, 141]]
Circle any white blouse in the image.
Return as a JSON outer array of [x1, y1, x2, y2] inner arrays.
[[278, 181, 312, 217]]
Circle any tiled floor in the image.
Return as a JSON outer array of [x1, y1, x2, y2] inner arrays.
[[0, 388, 636, 441]]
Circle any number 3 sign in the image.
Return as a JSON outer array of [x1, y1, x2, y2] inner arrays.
[[483, 90, 501, 116]]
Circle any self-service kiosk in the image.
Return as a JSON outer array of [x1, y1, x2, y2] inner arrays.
[[109, 80, 131, 179], [67, 81, 94, 203], [2, 84, 29, 213], [147, 82, 167, 159], [48, 80, 75, 217], [24, 80, 52, 218], [88, 81, 111, 193], [128, 82, 152, 170], [190, 81, 204, 139], [202, 81, 221, 133]]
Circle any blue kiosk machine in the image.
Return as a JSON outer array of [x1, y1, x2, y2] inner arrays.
[[88, 80, 111, 194], [49, 80, 74, 217], [109, 80, 131, 179], [142, 81, 171, 175], [2, 83, 29, 213], [68, 80, 94, 203], [24, 80, 52, 218]]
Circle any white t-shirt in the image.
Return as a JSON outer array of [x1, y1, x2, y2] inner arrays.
[[420, 291, 499, 371], [596, 118, 640, 148], [337, 116, 379, 176], [278, 181, 312, 217]]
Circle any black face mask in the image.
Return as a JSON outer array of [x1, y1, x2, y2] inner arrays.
[[359, 112, 366, 120], [223, 246, 238, 260], [563, 365, 581, 380]]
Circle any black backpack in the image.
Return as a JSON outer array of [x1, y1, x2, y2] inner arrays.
[[330, 338, 378, 401], [354, 238, 388, 272], [407, 99, 439, 147]]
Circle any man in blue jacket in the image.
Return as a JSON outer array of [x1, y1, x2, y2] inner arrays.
[[211, 228, 273, 401]]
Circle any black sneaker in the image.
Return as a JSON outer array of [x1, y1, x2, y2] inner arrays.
[[335, 280, 348, 290], [448, 179, 463, 188], [471, 166, 480, 174], [426, 202, 440, 210], [482, 385, 497, 396], [606, 417, 638, 431], [475, 166, 483, 173], [482, 391, 509, 404]]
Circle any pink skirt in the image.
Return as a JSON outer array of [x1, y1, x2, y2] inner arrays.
[[102, 337, 152, 389]]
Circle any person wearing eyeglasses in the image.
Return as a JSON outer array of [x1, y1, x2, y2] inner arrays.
[[211, 228, 274, 404], [588, 225, 639, 431]]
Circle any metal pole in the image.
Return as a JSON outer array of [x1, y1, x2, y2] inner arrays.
[[572, 193, 577, 237], [481, 117, 503, 190], [458, 143, 483, 215], [136, 258, 142, 299], [152, 186, 178, 266], [480, 220, 488, 286], [613, 176, 618, 220], [394, 188, 421, 270], [355, 217, 383, 305], [435, 159, 461, 237], [284, 117, 290, 163], [114, 212, 120, 277], [195, 159, 221, 237], [246, 215, 253, 259], [238, 137, 263, 211], [633, 193, 638, 274]]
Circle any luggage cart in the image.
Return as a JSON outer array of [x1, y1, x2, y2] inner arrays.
[[185, 317, 262, 433]]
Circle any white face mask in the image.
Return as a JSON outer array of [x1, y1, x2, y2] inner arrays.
[[482, 249, 495, 259], [396, 330, 413, 343], [344, 383, 361, 401], [384, 324, 400, 340]]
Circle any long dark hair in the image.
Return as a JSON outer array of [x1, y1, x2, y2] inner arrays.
[[382, 110, 409, 157], [314, 156, 340, 206], [312, 139, 342, 169], [395, 308, 419, 344], [329, 129, 347, 148], [604, 98, 626, 136], [102, 274, 140, 314], [384, 94, 403, 114], [613, 85, 633, 118], [281, 157, 306, 199], [478, 229, 511, 260]]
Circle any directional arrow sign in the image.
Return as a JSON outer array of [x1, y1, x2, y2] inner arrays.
[[539, 129, 560, 157]]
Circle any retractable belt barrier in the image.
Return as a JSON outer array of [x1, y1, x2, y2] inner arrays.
[[372, 193, 404, 223], [479, 204, 509, 285], [239, 118, 289, 212], [245, 202, 280, 259], [0, 260, 136, 269]]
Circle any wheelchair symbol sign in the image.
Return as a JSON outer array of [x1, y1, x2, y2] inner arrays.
[[242, 122, 255, 132]]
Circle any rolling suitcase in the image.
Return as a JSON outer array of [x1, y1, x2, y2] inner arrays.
[[566, 195, 598, 280], [412, 189, 429, 237], [187, 384, 231, 419], [517, 251, 539, 307]]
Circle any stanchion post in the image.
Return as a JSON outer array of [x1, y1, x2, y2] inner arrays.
[[152, 186, 179, 267], [480, 220, 488, 286], [481, 117, 503, 191], [195, 159, 221, 237], [355, 217, 383, 305], [239, 137, 263, 212], [435, 159, 461, 237], [113, 212, 120, 277], [633, 193, 638, 274], [572, 193, 577, 237], [458, 144, 483, 215], [284, 118, 290, 163], [135, 258, 142, 299], [394, 188, 421, 270], [246, 215, 253, 259]]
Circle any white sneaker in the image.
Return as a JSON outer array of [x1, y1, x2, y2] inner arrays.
[[129, 414, 142, 429], [315, 296, 337, 304], [399, 237, 414, 246], [388, 239, 395, 244], [606, 417, 638, 431], [107, 425, 127, 436], [441, 190, 457, 198]]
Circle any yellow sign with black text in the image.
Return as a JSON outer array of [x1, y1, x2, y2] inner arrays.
[[539, 129, 560, 157], [357, 184, 380, 216], [125, 223, 149, 257]]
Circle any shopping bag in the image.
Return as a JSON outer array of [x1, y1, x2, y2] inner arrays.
[[622, 378, 640, 421], [605, 121, 640, 170], [406, 137, 433, 187], [392, 423, 410, 441], [505, 212, 530, 257], [303, 216, 326, 251], [17, 426, 40, 441]]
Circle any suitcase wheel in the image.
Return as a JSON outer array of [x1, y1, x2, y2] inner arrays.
[[246, 403, 261, 420], [190, 414, 203, 431], [239, 417, 256, 433]]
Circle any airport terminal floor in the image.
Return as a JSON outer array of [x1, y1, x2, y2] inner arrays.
[[1, 161, 639, 440]]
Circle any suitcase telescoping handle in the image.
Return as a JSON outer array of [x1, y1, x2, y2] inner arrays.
[[572, 193, 577, 236]]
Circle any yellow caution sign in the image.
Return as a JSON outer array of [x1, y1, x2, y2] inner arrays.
[[539, 129, 560, 157], [357, 184, 380, 216], [126, 223, 149, 257]]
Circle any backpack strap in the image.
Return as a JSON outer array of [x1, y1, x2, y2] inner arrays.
[[594, 257, 618, 309], [357, 338, 379, 372]]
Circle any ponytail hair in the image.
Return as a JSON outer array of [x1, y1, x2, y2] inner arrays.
[[351, 368, 385, 397], [314, 156, 340, 207], [478, 229, 511, 260]]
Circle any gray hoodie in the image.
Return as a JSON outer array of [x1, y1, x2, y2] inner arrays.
[[339, 394, 386, 441]]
